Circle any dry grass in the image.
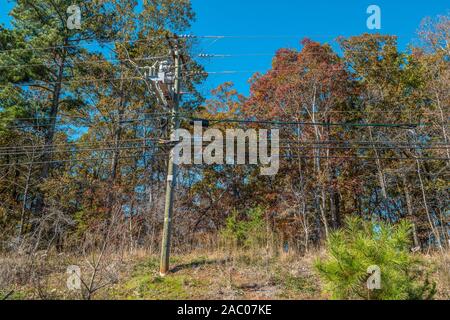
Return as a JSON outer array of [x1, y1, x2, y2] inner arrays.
[[428, 252, 450, 300], [1, 248, 448, 300]]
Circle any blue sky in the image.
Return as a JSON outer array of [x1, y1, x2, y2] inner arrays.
[[190, 0, 449, 95], [1, 0, 449, 96]]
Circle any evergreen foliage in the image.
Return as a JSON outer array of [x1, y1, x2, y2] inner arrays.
[[315, 217, 437, 300], [221, 207, 267, 249]]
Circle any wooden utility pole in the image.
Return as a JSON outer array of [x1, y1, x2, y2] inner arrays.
[[159, 49, 181, 276]]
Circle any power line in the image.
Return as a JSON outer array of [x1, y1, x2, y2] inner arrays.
[[0, 141, 448, 153], [0, 135, 448, 157], [0, 153, 446, 169], [1, 111, 176, 122], [0, 144, 167, 157], [5, 109, 446, 124], [0, 63, 443, 87], [5, 112, 447, 130], [4, 117, 447, 131], [1, 113, 174, 130], [1, 143, 449, 157], [0, 138, 447, 152], [0, 52, 303, 70], [0, 153, 169, 168], [0, 36, 180, 54], [1, 47, 438, 73], [278, 155, 449, 161], [0, 55, 169, 69], [0, 137, 165, 151], [0, 34, 348, 54], [185, 116, 447, 129], [0, 34, 262, 54], [197, 53, 275, 58], [0, 76, 143, 87], [184, 66, 424, 76]]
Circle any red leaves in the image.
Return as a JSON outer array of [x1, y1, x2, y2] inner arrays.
[[245, 39, 350, 123]]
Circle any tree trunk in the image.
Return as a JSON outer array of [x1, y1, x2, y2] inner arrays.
[[402, 175, 420, 249], [36, 53, 66, 213], [416, 159, 443, 252]]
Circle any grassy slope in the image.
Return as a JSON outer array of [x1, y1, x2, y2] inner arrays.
[[1, 250, 448, 300], [107, 252, 321, 300]]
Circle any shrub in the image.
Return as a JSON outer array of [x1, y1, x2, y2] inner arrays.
[[315, 217, 436, 300], [220, 207, 267, 249]]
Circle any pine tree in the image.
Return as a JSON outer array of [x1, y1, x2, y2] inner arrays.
[[315, 217, 436, 300]]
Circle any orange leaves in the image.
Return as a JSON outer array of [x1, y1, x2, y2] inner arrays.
[[245, 39, 351, 123]]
